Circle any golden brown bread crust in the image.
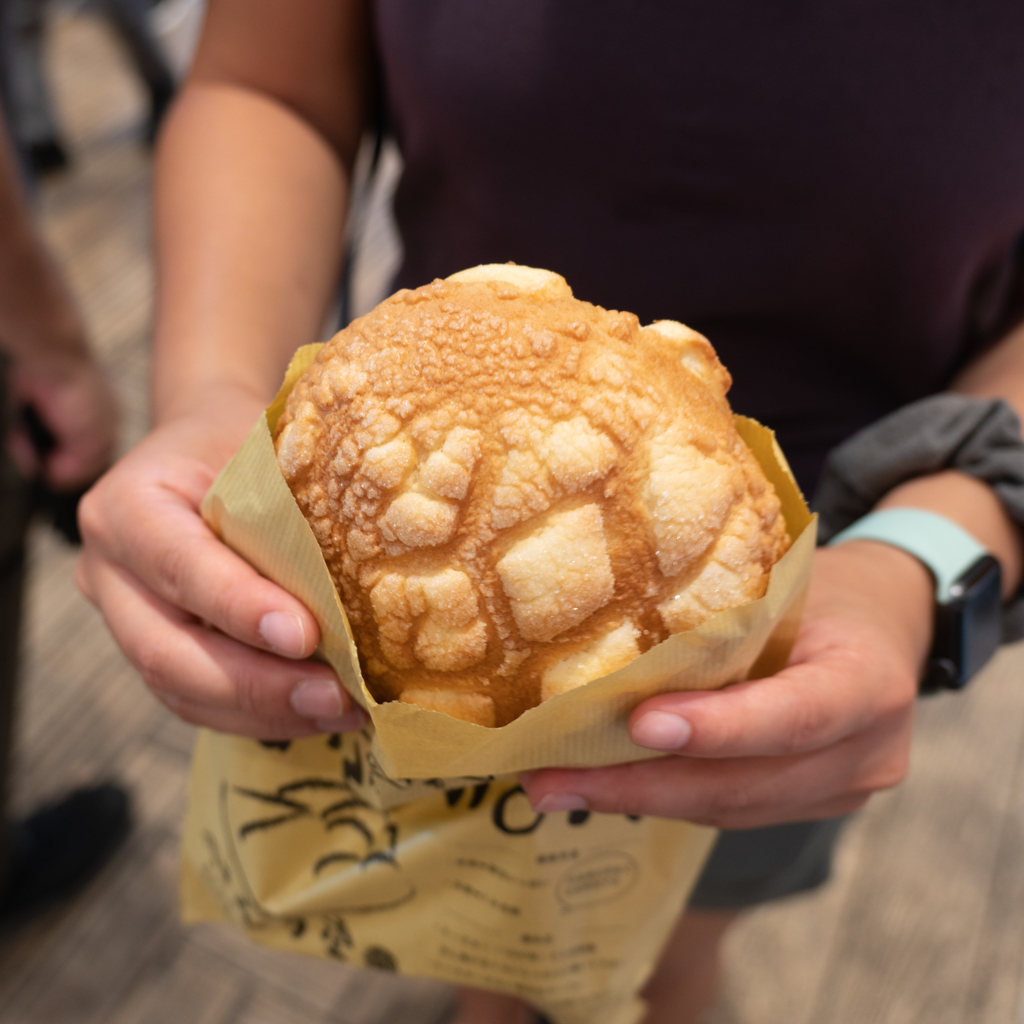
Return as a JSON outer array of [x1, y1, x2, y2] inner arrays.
[[274, 266, 790, 726]]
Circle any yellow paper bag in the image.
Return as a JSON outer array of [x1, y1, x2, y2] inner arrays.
[[182, 731, 717, 1024], [182, 344, 816, 1024]]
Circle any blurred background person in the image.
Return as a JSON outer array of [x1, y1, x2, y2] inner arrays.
[[0, 97, 127, 925]]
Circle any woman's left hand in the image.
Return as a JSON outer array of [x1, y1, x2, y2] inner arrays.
[[520, 541, 933, 828]]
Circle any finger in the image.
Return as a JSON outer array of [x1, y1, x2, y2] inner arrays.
[[158, 691, 367, 740], [157, 693, 353, 740], [79, 475, 322, 660], [85, 555, 365, 733], [520, 719, 909, 829], [625, 619, 916, 759]]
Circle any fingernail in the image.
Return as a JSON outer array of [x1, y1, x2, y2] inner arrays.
[[315, 709, 368, 733], [290, 679, 342, 718], [632, 711, 692, 751], [534, 793, 588, 813], [260, 611, 306, 658]]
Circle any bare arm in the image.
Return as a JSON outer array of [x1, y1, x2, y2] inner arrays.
[[153, 0, 374, 421], [0, 118, 83, 365], [0, 107, 116, 488], [78, 0, 375, 737]]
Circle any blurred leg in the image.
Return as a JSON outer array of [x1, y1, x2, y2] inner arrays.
[[450, 988, 536, 1024], [0, 450, 131, 921], [448, 908, 738, 1024], [640, 909, 739, 1024]]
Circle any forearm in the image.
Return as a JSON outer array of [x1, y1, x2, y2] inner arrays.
[[874, 471, 1022, 597], [0, 116, 89, 363], [952, 317, 1024, 413], [152, 81, 347, 425], [867, 321, 1024, 597]]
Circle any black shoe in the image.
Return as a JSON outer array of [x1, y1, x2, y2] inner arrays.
[[27, 139, 71, 177], [0, 784, 131, 925]]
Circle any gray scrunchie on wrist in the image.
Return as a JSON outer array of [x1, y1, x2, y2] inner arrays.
[[812, 393, 1024, 641]]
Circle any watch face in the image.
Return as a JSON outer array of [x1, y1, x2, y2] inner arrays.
[[931, 556, 1002, 690]]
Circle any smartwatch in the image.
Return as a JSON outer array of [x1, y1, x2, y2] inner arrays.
[[827, 508, 1002, 693]]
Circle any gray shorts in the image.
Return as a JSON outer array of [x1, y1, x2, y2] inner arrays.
[[688, 816, 848, 910]]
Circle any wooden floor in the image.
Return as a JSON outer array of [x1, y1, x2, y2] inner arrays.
[[3, 12, 1024, 1024]]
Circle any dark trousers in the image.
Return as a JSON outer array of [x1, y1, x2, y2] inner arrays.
[[0, 452, 32, 883], [690, 815, 848, 909]]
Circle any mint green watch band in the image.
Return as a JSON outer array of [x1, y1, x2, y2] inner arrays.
[[827, 508, 988, 602]]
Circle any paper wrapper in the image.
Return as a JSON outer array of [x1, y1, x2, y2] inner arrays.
[[182, 343, 816, 1024]]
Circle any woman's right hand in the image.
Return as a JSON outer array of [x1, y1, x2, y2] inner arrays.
[[76, 386, 366, 739]]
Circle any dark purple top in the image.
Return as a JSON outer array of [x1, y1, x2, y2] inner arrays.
[[373, 1, 1024, 493]]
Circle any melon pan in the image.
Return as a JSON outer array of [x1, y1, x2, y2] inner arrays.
[[274, 265, 790, 727]]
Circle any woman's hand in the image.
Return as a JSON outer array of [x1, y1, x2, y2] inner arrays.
[[76, 385, 366, 739], [77, 1, 371, 739], [520, 541, 933, 827]]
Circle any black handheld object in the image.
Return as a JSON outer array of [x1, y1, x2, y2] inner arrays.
[[20, 404, 89, 546]]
